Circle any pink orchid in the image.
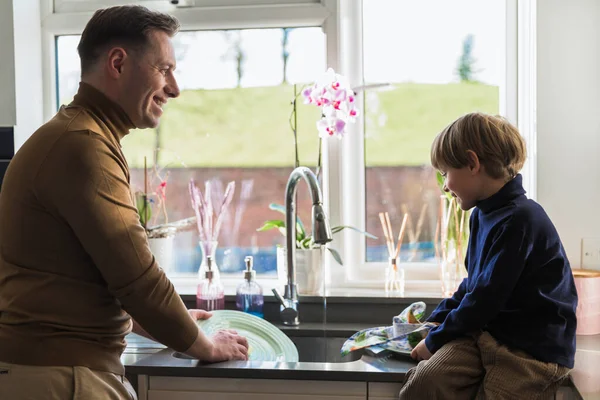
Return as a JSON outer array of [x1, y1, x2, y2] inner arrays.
[[317, 117, 347, 138], [305, 68, 359, 139]]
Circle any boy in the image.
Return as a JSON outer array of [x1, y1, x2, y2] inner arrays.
[[399, 113, 578, 399]]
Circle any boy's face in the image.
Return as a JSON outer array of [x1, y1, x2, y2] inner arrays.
[[440, 167, 482, 211], [439, 151, 511, 210]]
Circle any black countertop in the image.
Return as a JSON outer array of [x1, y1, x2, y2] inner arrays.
[[123, 329, 598, 398], [123, 324, 417, 383]]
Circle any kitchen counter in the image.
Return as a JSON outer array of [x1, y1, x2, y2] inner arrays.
[[122, 329, 600, 398], [123, 324, 416, 383], [571, 335, 600, 400]]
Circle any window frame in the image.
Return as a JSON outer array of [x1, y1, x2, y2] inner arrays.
[[329, 0, 536, 289], [41, 0, 536, 294]]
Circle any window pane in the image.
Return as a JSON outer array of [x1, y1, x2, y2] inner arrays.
[[363, 0, 505, 262], [56, 27, 326, 275]]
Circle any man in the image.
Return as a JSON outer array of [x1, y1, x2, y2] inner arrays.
[[0, 5, 248, 399]]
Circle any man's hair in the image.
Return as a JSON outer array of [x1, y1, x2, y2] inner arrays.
[[430, 112, 527, 181], [77, 5, 180, 75]]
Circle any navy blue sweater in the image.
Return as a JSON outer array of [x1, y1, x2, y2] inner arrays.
[[425, 175, 578, 368]]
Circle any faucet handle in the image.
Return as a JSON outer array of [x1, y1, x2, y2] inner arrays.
[[271, 288, 286, 308], [271, 288, 299, 326]]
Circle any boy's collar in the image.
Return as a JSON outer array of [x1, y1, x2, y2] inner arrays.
[[475, 174, 526, 213]]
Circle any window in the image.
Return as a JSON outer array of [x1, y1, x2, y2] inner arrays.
[[332, 0, 517, 290], [363, 0, 506, 263], [56, 27, 326, 281], [46, 0, 528, 294]]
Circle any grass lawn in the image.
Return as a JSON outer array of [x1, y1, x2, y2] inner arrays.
[[121, 82, 499, 168]]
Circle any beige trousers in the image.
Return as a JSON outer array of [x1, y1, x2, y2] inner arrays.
[[399, 331, 571, 400], [0, 361, 137, 400]]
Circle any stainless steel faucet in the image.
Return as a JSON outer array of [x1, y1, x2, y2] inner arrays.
[[272, 167, 332, 325]]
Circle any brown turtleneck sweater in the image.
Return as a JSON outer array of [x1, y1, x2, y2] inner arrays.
[[0, 83, 198, 375]]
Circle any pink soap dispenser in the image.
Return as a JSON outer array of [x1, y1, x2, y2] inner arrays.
[[196, 256, 225, 311]]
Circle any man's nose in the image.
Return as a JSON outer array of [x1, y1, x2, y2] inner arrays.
[[165, 74, 180, 98]]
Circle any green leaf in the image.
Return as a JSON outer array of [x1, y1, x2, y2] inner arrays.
[[436, 171, 453, 201], [436, 170, 445, 190], [258, 219, 306, 243], [299, 236, 313, 249], [136, 193, 152, 226], [327, 247, 344, 266], [256, 219, 285, 232], [331, 225, 378, 239], [268, 203, 306, 238]]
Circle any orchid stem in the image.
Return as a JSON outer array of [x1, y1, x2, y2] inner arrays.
[[293, 83, 299, 169]]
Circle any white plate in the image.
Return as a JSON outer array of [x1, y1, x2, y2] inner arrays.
[[197, 310, 299, 362]]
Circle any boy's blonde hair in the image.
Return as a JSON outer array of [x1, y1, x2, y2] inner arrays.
[[430, 112, 527, 181]]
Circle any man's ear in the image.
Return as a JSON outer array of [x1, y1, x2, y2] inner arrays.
[[106, 47, 128, 78], [466, 150, 481, 174]]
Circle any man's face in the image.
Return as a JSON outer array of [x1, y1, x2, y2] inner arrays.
[[119, 30, 180, 129]]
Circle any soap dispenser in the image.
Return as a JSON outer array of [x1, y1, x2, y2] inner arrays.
[[235, 256, 264, 318], [196, 255, 225, 311]]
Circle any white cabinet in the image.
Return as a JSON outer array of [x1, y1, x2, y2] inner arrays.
[[140, 376, 367, 400], [367, 382, 402, 400], [367, 381, 580, 400]]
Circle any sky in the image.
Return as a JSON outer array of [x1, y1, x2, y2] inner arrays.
[[57, 0, 506, 100]]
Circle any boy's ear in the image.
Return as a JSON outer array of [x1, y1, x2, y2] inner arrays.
[[466, 150, 481, 174]]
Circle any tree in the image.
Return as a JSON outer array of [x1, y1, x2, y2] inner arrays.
[[456, 34, 477, 83], [153, 33, 192, 166], [282, 28, 294, 83], [222, 31, 245, 87]]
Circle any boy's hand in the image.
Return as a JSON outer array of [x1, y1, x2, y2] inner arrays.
[[411, 339, 433, 362]]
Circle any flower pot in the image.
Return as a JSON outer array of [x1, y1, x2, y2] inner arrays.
[[277, 247, 325, 296], [148, 232, 176, 274]]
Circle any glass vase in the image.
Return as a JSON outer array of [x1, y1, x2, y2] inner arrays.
[[437, 195, 469, 297], [385, 256, 405, 295], [198, 240, 221, 281]]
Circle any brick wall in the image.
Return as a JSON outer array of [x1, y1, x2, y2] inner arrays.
[[129, 165, 441, 250]]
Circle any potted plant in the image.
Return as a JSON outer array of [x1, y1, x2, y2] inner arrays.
[[134, 158, 177, 274], [258, 203, 376, 295], [258, 68, 373, 294]]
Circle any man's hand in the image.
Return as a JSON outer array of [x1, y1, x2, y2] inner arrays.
[[188, 309, 213, 321], [186, 328, 249, 363], [411, 339, 433, 362], [183, 310, 250, 362], [204, 329, 249, 362]]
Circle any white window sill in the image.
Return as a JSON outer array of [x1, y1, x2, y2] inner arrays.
[[169, 272, 448, 300]]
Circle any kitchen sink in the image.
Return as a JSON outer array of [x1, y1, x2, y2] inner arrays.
[[289, 335, 361, 363], [172, 335, 362, 363]]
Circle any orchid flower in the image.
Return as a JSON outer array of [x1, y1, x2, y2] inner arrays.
[[302, 68, 360, 138]]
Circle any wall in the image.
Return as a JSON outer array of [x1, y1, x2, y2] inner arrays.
[[537, 0, 600, 268], [0, 0, 16, 127], [0, 0, 16, 187], [0, 0, 43, 188], [12, 0, 44, 151]]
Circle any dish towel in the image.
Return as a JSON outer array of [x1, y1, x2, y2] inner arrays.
[[340, 302, 437, 357]]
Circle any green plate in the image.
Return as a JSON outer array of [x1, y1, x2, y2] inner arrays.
[[197, 310, 299, 362]]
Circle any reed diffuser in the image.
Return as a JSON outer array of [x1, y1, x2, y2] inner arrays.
[[189, 179, 236, 280], [379, 212, 409, 294]]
